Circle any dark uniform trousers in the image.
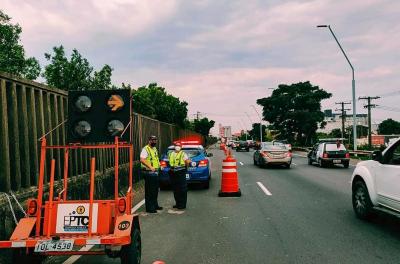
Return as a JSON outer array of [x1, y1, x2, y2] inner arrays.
[[143, 170, 160, 211], [169, 168, 188, 208]]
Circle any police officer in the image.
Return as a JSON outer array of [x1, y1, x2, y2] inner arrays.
[[140, 135, 163, 213], [168, 142, 191, 209]]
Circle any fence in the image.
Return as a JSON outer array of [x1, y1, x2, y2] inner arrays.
[[0, 71, 202, 193]]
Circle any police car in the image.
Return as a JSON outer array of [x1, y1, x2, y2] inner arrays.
[[159, 141, 212, 189]]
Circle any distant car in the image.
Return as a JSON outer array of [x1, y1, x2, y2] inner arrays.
[[253, 142, 292, 168], [308, 141, 350, 168], [246, 140, 255, 148], [236, 141, 249, 152], [159, 143, 212, 189], [351, 137, 400, 220], [273, 140, 292, 151]]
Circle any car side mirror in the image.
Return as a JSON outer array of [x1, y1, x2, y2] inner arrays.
[[207, 153, 213, 157], [371, 150, 382, 162]]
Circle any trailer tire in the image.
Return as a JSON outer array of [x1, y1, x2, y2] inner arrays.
[[120, 227, 141, 264], [12, 249, 45, 264]]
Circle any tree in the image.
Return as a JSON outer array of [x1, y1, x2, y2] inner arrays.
[[0, 10, 40, 79], [257, 81, 331, 146], [329, 128, 343, 138], [131, 83, 188, 127], [378, 118, 400, 135], [249, 123, 267, 141], [193, 117, 215, 136], [43, 46, 113, 91]]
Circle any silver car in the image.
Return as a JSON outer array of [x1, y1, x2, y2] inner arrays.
[[253, 142, 292, 168]]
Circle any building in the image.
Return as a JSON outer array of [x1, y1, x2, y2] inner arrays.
[[318, 110, 369, 134], [218, 124, 232, 140]]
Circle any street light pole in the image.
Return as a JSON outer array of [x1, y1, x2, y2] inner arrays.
[[251, 105, 263, 144], [317, 25, 357, 151]]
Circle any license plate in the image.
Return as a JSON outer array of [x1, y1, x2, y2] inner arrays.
[[34, 240, 74, 252], [333, 160, 341, 164], [186, 174, 190, 180]]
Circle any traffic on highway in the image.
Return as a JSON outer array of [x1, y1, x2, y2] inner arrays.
[[1, 2, 400, 264]]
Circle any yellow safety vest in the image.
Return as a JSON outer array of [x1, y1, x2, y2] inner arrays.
[[168, 151, 185, 167], [141, 145, 160, 169]]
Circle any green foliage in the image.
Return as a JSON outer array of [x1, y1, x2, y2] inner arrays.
[[0, 10, 40, 79], [43, 45, 113, 91], [131, 83, 188, 127], [193, 117, 215, 136], [329, 128, 343, 138], [257, 81, 332, 145], [378, 118, 400, 135], [249, 123, 267, 141]]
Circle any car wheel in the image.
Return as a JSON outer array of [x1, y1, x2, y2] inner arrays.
[[308, 158, 312, 165], [258, 158, 264, 168], [352, 180, 373, 220], [318, 159, 325, 168], [285, 163, 291, 169], [246, 149, 249, 152], [253, 157, 257, 165], [204, 180, 210, 189], [344, 162, 350, 168]]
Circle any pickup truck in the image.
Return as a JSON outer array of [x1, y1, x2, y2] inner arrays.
[[351, 138, 400, 219]]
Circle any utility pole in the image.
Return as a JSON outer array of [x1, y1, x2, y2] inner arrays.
[[335, 102, 351, 140], [358, 96, 380, 149], [196, 111, 201, 120]]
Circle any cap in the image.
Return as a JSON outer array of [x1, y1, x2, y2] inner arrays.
[[149, 135, 157, 140]]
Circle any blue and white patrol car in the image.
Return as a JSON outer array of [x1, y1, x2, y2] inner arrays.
[[159, 141, 212, 189]]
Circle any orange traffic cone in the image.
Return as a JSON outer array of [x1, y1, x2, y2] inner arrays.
[[218, 155, 241, 197], [220, 143, 226, 150]]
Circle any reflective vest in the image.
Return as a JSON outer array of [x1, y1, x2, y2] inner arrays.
[[141, 145, 160, 169], [168, 151, 185, 167]]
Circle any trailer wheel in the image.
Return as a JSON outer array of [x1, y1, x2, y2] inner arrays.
[[120, 227, 141, 264], [12, 249, 45, 264]]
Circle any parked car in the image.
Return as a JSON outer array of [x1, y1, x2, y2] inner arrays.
[[308, 140, 350, 168], [253, 142, 292, 168], [351, 137, 400, 220], [236, 141, 250, 152], [159, 142, 212, 189]]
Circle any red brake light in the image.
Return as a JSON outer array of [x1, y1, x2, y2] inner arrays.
[[198, 160, 208, 167], [287, 152, 292, 157], [345, 153, 350, 158], [323, 152, 328, 158], [27, 199, 38, 216], [118, 198, 127, 213]]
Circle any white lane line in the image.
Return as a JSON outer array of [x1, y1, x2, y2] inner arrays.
[[63, 199, 146, 264], [293, 154, 307, 158], [257, 182, 272, 196], [239, 162, 244, 166], [292, 163, 297, 166]]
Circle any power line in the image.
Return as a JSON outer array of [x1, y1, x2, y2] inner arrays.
[[359, 96, 380, 148], [335, 101, 351, 139]]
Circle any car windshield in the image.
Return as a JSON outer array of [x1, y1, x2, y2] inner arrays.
[[325, 143, 346, 151], [167, 148, 203, 158], [263, 144, 287, 151]]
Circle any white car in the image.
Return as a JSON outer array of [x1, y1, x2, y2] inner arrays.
[[351, 137, 400, 219]]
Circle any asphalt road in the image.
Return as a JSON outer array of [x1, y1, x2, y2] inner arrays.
[[60, 146, 400, 264]]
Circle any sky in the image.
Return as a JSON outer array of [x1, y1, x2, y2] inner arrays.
[[3, 0, 400, 135]]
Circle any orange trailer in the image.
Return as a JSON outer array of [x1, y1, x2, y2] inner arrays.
[[0, 136, 141, 263]]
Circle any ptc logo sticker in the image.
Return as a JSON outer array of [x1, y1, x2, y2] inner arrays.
[[118, 221, 130, 231], [56, 203, 98, 233]]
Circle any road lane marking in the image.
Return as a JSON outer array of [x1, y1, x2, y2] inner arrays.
[[257, 182, 272, 196], [293, 154, 307, 158], [64, 199, 146, 264], [292, 163, 297, 166], [239, 162, 244, 166]]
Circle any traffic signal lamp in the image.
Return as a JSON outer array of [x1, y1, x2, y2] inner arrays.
[[67, 89, 130, 143]]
